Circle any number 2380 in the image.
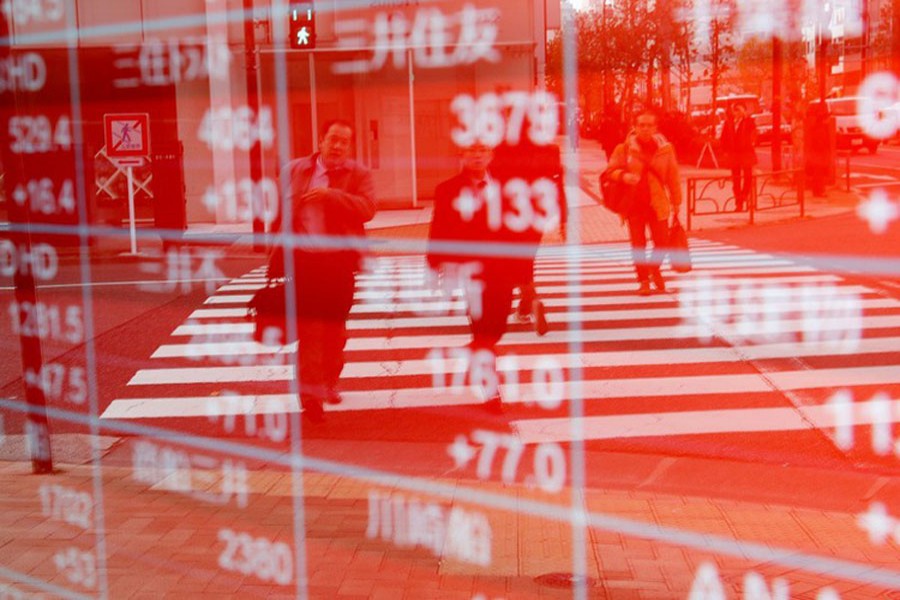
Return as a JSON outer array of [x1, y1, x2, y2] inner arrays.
[[218, 528, 293, 586]]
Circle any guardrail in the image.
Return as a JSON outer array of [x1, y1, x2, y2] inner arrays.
[[836, 150, 852, 192], [686, 169, 805, 231], [755, 169, 805, 218]]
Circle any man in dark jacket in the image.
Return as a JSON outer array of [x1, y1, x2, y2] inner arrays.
[[270, 119, 376, 423], [427, 143, 513, 412], [720, 102, 757, 211], [490, 136, 566, 336]]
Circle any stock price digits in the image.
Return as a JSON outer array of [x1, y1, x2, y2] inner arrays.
[[827, 389, 900, 457], [205, 394, 289, 443], [451, 91, 559, 147], [24, 363, 86, 405], [8, 114, 72, 155], [197, 105, 274, 152], [448, 428, 566, 493], [8, 301, 84, 345], [53, 547, 96, 590], [0, 0, 63, 24], [427, 348, 565, 410], [218, 528, 293, 586], [10, 177, 75, 216], [202, 177, 279, 225], [39, 484, 93, 530], [452, 177, 560, 235]]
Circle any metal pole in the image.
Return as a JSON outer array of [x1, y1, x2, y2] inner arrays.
[[243, 0, 265, 252], [749, 173, 756, 225], [894, 0, 900, 76], [860, 0, 868, 81], [127, 166, 138, 254], [817, 17, 828, 104], [309, 53, 318, 152], [2, 6, 53, 474], [407, 49, 418, 208], [601, 0, 606, 110], [846, 153, 851, 192], [686, 179, 693, 231], [10, 221, 55, 473], [772, 35, 783, 171], [799, 169, 805, 217]]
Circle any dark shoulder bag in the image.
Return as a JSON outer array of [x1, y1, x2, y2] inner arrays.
[[247, 250, 292, 346], [599, 168, 635, 216], [667, 215, 692, 273]]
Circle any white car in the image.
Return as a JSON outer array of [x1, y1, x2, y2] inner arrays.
[[810, 97, 880, 154], [751, 112, 791, 146]]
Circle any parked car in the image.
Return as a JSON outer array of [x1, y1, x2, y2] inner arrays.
[[751, 112, 792, 145], [888, 102, 900, 143], [715, 94, 763, 116], [809, 97, 880, 154]]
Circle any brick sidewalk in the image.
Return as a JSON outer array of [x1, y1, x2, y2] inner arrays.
[[1, 437, 896, 599]]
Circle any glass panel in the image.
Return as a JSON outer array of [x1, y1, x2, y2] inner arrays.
[[1, 0, 898, 598]]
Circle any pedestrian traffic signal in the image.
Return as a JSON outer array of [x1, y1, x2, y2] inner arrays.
[[289, 3, 316, 50]]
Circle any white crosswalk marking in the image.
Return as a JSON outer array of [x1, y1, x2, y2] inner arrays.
[[102, 240, 900, 452]]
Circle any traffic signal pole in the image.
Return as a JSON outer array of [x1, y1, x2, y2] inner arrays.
[[243, 0, 265, 252]]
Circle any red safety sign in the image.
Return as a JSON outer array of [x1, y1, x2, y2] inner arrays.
[[104, 113, 150, 164]]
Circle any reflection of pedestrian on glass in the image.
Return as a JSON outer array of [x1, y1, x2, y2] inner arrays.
[[599, 107, 625, 161], [491, 136, 566, 336], [269, 119, 376, 424], [427, 143, 514, 413], [805, 102, 830, 198], [720, 102, 757, 211], [605, 110, 682, 296]]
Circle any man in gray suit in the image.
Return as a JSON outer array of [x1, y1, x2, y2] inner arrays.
[[269, 119, 376, 423]]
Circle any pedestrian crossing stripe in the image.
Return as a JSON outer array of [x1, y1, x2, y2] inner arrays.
[[142, 335, 900, 376], [101, 240, 900, 432], [182, 301, 893, 331], [511, 398, 900, 445], [202, 282, 874, 313], [217, 265, 836, 298], [216, 273, 842, 297], [165, 314, 900, 351], [129, 337, 900, 386], [99, 394, 900, 445]]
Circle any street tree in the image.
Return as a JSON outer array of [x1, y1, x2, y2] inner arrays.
[[672, 9, 698, 114], [546, 0, 700, 120], [734, 37, 773, 101], [702, 0, 738, 113]]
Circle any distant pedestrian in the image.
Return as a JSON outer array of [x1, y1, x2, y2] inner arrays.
[[805, 102, 830, 197], [268, 119, 376, 423], [599, 110, 626, 161], [604, 109, 682, 296], [720, 102, 757, 211]]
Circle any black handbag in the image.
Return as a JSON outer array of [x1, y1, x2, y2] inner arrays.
[[247, 279, 291, 346], [668, 216, 692, 273]]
